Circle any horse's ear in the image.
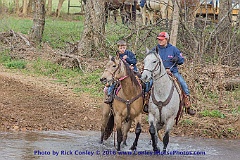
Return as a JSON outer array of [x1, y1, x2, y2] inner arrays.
[[115, 51, 120, 59], [146, 47, 150, 54], [155, 46, 158, 53], [109, 55, 115, 62]]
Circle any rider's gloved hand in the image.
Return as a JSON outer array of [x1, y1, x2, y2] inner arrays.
[[170, 56, 178, 63]]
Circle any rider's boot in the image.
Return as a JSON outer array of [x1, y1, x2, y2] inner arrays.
[[184, 94, 196, 115], [104, 94, 114, 104], [143, 92, 150, 113]]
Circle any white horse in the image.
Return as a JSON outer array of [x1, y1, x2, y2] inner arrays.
[[139, 0, 173, 25], [141, 47, 182, 151]]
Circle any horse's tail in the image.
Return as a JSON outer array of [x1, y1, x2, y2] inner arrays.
[[103, 113, 114, 140]]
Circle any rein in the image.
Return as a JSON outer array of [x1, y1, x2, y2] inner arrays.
[[143, 52, 167, 81]]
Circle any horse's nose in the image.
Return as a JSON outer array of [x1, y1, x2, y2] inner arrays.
[[100, 77, 107, 84]]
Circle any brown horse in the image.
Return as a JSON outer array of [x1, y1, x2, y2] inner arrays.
[[105, 0, 137, 24], [100, 55, 143, 151]]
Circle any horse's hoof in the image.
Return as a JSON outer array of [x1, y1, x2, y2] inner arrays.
[[130, 145, 136, 151], [162, 148, 167, 153], [153, 147, 160, 152]]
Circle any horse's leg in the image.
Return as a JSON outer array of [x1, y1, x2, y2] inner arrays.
[[132, 1, 137, 22], [113, 10, 118, 24], [104, 3, 108, 24], [163, 117, 175, 152], [125, 5, 131, 24], [115, 114, 123, 151], [149, 11, 154, 24], [130, 114, 142, 151], [100, 103, 111, 143], [156, 120, 164, 142], [141, 6, 147, 25], [160, 3, 168, 26], [148, 113, 159, 151], [122, 119, 132, 145], [120, 5, 125, 24]]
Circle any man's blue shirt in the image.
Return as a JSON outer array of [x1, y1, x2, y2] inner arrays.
[[156, 43, 184, 73]]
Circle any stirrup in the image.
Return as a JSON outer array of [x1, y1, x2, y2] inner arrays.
[[143, 104, 149, 113], [186, 108, 196, 115]]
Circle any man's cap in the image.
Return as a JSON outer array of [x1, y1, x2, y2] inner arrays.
[[117, 40, 127, 46], [157, 32, 169, 40]]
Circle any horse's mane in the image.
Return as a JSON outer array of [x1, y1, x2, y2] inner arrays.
[[146, 46, 158, 56], [122, 60, 139, 87], [111, 57, 139, 87], [110, 56, 139, 87]]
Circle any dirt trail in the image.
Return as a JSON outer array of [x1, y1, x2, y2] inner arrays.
[[0, 66, 103, 131]]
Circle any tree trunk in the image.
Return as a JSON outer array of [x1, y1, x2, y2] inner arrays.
[[15, 0, 20, 15], [22, 0, 29, 16], [0, 0, 2, 14], [30, 0, 45, 46], [56, 0, 64, 17], [27, 0, 33, 14], [218, 0, 232, 64], [46, 0, 52, 15], [170, 0, 180, 46], [78, 0, 105, 57]]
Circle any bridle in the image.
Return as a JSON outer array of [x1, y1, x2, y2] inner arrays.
[[103, 58, 123, 85], [143, 51, 166, 81]]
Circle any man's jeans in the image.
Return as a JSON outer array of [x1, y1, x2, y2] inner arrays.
[[173, 72, 190, 95]]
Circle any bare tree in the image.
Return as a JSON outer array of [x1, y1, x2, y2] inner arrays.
[[27, 0, 34, 14], [30, 0, 45, 46], [56, 0, 64, 17], [0, 0, 2, 13], [170, 0, 180, 46], [15, 0, 20, 15], [46, 0, 52, 15], [22, 0, 29, 16], [77, 0, 105, 57]]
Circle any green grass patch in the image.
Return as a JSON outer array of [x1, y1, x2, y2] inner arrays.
[[180, 119, 194, 126], [0, 49, 27, 69], [4, 60, 27, 69], [0, 16, 83, 49], [42, 18, 83, 48], [0, 49, 11, 63], [200, 110, 226, 118], [30, 58, 103, 97], [31, 58, 81, 79], [74, 69, 103, 97]]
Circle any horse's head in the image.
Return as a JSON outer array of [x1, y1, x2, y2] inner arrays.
[[100, 54, 135, 85], [100, 55, 118, 86], [141, 47, 164, 82]]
